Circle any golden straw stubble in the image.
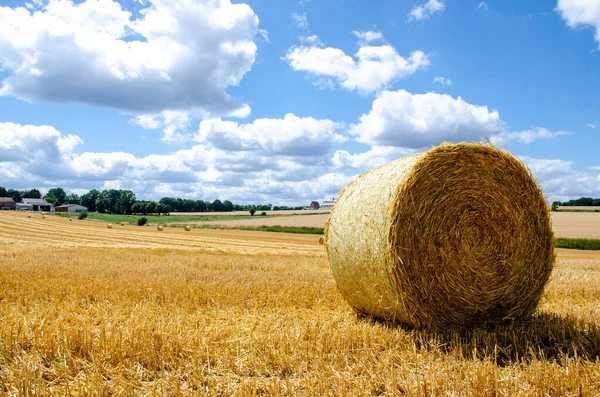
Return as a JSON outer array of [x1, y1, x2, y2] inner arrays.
[[325, 142, 555, 328]]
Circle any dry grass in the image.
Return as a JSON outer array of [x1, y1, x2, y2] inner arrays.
[[551, 212, 600, 239], [1, 212, 600, 395], [176, 212, 600, 241], [184, 214, 329, 228]]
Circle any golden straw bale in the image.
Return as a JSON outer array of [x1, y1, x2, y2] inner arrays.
[[325, 142, 555, 328], [107, 224, 113, 229], [27, 214, 32, 218], [120, 222, 126, 226], [185, 226, 191, 231], [69, 218, 73, 222], [157, 225, 164, 231], [318, 237, 325, 245]]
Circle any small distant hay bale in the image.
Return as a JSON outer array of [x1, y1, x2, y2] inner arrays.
[[41, 214, 46, 219], [107, 223, 113, 229], [184, 225, 191, 231], [69, 218, 73, 222], [120, 222, 126, 226], [157, 225, 164, 231], [27, 214, 32, 218], [325, 142, 555, 328], [318, 237, 325, 245]]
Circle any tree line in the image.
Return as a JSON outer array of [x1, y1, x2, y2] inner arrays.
[[0, 186, 304, 215], [554, 197, 600, 207]]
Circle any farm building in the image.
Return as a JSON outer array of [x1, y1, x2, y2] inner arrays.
[[55, 204, 88, 213], [21, 198, 54, 212], [0, 197, 16, 210], [309, 201, 320, 210], [15, 202, 33, 211], [320, 195, 337, 209]]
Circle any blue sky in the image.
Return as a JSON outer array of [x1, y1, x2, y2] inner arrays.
[[0, 0, 599, 205]]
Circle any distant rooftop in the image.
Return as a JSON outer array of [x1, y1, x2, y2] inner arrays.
[[22, 198, 52, 205]]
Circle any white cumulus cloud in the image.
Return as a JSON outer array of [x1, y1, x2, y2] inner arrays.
[[433, 76, 452, 85], [352, 30, 384, 45], [556, 0, 600, 46], [349, 90, 504, 147], [408, 0, 445, 21], [291, 12, 308, 29], [284, 34, 429, 94], [196, 114, 346, 157], [491, 127, 570, 146], [520, 156, 600, 201], [0, 0, 259, 116]]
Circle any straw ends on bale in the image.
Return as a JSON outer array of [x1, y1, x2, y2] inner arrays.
[[325, 142, 555, 328]]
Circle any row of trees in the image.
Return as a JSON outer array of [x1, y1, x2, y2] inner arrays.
[[1, 186, 301, 215], [555, 197, 600, 207]]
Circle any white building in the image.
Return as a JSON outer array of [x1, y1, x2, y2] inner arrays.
[[55, 204, 88, 213], [320, 195, 337, 209], [21, 198, 54, 212]]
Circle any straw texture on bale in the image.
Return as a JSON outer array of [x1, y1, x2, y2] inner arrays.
[[325, 143, 555, 328]]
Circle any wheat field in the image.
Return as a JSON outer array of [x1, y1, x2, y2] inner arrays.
[[1, 211, 600, 396]]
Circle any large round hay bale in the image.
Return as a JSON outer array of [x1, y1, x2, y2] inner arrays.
[[325, 143, 555, 328]]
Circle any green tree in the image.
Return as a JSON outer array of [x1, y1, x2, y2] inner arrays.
[[131, 201, 144, 214], [212, 199, 223, 212], [222, 200, 233, 212], [44, 187, 67, 206], [160, 197, 178, 212], [116, 190, 136, 214], [66, 193, 80, 205], [97, 189, 121, 213], [80, 189, 100, 212], [249, 208, 256, 216], [23, 189, 42, 199], [196, 200, 207, 212], [0, 186, 7, 197], [144, 201, 156, 215], [156, 203, 172, 215], [551, 201, 559, 211], [7, 189, 22, 202]]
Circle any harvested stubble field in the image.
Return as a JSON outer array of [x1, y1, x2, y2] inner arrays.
[[1, 211, 600, 396], [184, 211, 600, 240]]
